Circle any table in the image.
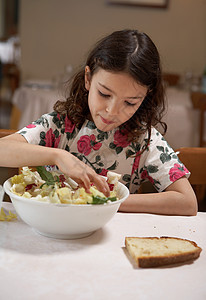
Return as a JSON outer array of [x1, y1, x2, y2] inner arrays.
[[0, 202, 205, 300], [0, 40, 16, 64], [11, 84, 63, 129], [162, 87, 200, 149]]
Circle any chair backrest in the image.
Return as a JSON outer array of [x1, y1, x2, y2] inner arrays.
[[190, 91, 206, 147], [0, 129, 17, 138], [2, 63, 20, 95], [176, 147, 206, 185], [0, 129, 19, 194], [163, 72, 180, 86]]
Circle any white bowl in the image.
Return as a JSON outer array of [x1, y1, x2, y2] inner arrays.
[[3, 178, 129, 239]]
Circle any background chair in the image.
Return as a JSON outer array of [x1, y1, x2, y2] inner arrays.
[[0, 63, 20, 129], [2, 63, 20, 94], [190, 91, 206, 147], [0, 129, 18, 201], [0, 128, 16, 138], [163, 72, 180, 86], [175, 147, 206, 210]]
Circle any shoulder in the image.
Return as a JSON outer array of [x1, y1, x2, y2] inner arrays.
[[18, 112, 77, 145], [143, 127, 170, 152], [140, 127, 175, 163], [21, 112, 76, 132]]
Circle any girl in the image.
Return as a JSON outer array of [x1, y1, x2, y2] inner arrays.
[[0, 29, 197, 215]]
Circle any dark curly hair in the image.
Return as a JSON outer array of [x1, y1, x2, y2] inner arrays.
[[54, 29, 167, 143]]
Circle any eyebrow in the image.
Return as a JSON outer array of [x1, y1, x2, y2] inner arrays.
[[98, 82, 145, 100]]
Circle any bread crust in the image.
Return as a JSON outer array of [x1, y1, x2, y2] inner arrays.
[[125, 236, 202, 268]]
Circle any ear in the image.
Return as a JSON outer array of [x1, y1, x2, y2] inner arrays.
[[85, 66, 91, 91]]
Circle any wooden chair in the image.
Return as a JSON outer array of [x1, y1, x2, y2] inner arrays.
[[2, 63, 20, 95], [190, 91, 206, 147], [0, 129, 18, 202], [175, 147, 206, 209], [0, 128, 17, 138], [0, 63, 20, 130], [163, 72, 180, 86]]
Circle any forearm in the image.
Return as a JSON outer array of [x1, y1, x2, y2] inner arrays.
[[0, 138, 58, 168], [119, 179, 198, 216]]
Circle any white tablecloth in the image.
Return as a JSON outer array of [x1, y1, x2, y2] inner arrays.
[[12, 85, 63, 129], [162, 87, 201, 149], [0, 37, 20, 64], [12, 85, 205, 148], [0, 202, 205, 300], [0, 41, 15, 63]]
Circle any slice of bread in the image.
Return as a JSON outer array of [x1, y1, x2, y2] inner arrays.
[[125, 236, 202, 268]]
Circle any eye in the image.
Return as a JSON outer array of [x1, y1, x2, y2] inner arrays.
[[98, 90, 110, 98], [125, 101, 137, 106]]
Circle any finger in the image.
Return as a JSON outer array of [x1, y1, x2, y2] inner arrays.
[[90, 175, 110, 197], [75, 175, 91, 193], [78, 182, 91, 194], [75, 164, 109, 196]]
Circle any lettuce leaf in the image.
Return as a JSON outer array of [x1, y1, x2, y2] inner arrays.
[[92, 195, 117, 204], [36, 166, 58, 187]]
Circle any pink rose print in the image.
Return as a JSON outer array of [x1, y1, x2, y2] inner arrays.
[[45, 129, 54, 147], [26, 124, 36, 128], [54, 136, 61, 148], [141, 170, 148, 180], [77, 136, 91, 155], [169, 163, 189, 182], [45, 128, 61, 148], [99, 169, 108, 176], [114, 129, 130, 148], [131, 152, 141, 175], [141, 169, 154, 184], [77, 134, 102, 156], [65, 115, 75, 133]]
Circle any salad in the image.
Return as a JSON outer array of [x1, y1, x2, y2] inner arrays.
[[10, 167, 121, 205]]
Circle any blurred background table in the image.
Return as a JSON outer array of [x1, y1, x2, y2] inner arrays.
[[163, 87, 200, 149], [10, 82, 64, 129]]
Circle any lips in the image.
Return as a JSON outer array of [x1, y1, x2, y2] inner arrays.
[[100, 115, 114, 125]]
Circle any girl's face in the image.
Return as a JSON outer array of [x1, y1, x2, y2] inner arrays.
[[85, 67, 148, 132]]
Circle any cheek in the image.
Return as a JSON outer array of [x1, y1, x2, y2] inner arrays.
[[124, 106, 139, 120], [120, 105, 139, 123], [89, 92, 105, 112], [88, 92, 95, 109], [88, 99, 95, 117]]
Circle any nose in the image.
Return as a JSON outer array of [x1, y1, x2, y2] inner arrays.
[[106, 101, 119, 116]]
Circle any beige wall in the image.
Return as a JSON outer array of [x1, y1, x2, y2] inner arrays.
[[19, 0, 206, 81]]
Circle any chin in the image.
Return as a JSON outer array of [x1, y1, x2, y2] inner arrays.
[[96, 125, 110, 132], [96, 122, 114, 132], [94, 115, 118, 132]]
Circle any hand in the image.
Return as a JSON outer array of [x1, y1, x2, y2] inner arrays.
[[55, 149, 110, 197]]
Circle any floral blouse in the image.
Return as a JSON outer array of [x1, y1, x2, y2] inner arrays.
[[18, 112, 190, 194]]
